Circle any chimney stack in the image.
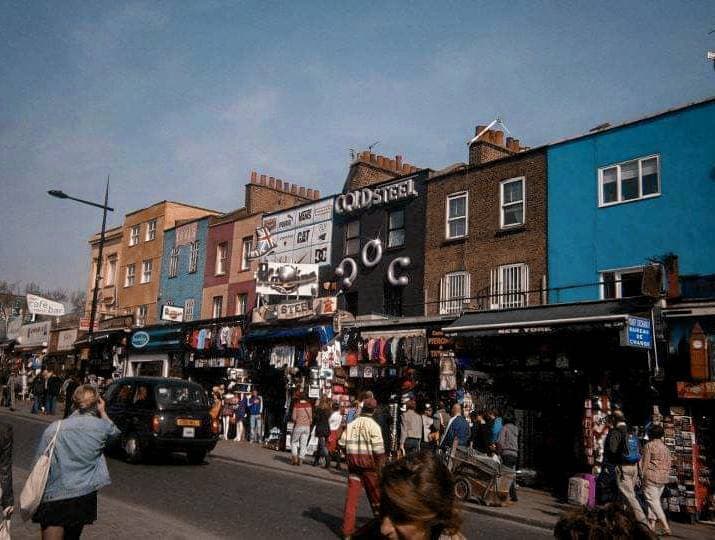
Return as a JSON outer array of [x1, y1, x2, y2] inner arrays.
[[260, 174, 267, 186], [469, 123, 523, 166]]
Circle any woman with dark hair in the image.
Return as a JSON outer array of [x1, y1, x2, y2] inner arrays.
[[312, 397, 332, 468], [554, 503, 656, 540], [379, 451, 464, 540], [32, 384, 120, 539], [641, 424, 672, 535]]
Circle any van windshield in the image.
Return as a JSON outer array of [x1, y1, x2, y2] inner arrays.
[[155, 384, 207, 408]]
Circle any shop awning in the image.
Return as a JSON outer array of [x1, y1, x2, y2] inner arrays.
[[444, 299, 652, 337], [245, 324, 335, 344], [74, 329, 128, 347]]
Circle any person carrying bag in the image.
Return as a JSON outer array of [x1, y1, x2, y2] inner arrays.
[[20, 421, 61, 521]]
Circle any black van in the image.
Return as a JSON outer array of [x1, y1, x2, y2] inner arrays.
[[103, 377, 219, 464]]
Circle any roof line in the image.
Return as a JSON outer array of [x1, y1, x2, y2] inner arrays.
[[124, 200, 222, 218]]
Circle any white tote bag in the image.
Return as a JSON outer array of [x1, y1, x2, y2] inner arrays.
[[20, 421, 62, 522]]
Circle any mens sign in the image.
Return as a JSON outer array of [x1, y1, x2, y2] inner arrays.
[[334, 177, 418, 215]]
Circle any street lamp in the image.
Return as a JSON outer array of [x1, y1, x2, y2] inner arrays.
[[48, 177, 114, 344]]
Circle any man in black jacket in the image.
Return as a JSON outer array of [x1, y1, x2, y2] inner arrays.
[[0, 423, 13, 516]]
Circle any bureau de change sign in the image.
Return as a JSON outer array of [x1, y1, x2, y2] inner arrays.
[[620, 316, 653, 349]]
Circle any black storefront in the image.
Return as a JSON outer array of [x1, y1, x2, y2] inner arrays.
[[331, 170, 429, 318]]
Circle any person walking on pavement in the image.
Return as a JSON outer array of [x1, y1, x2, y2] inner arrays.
[[399, 400, 423, 456], [31, 372, 46, 414], [469, 411, 492, 453], [233, 395, 247, 442], [32, 384, 120, 539], [290, 392, 312, 466], [440, 404, 470, 452], [46, 371, 62, 415], [433, 401, 449, 437], [641, 424, 672, 535], [0, 422, 14, 527], [379, 451, 465, 540], [488, 409, 503, 444], [6, 371, 17, 412], [339, 397, 385, 540], [312, 397, 332, 468], [604, 410, 648, 527], [422, 404, 438, 451], [328, 402, 343, 470], [248, 389, 264, 443], [497, 415, 520, 502], [63, 375, 80, 419]]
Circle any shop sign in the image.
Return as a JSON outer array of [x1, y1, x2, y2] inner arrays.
[[334, 177, 418, 215], [428, 329, 454, 360], [26, 293, 66, 316], [17, 321, 51, 347], [260, 199, 334, 266], [6, 318, 21, 340], [175, 221, 198, 246], [131, 331, 150, 349], [676, 381, 715, 400], [79, 318, 100, 331], [161, 305, 184, 322], [56, 329, 78, 351], [255, 262, 319, 297], [620, 316, 652, 349], [98, 315, 134, 331], [252, 297, 337, 323]]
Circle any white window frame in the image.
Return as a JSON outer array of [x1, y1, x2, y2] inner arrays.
[[188, 241, 199, 273], [445, 192, 468, 240], [184, 298, 195, 322], [387, 209, 405, 248], [599, 266, 644, 299], [168, 247, 180, 278], [105, 256, 117, 286], [500, 177, 526, 228], [241, 237, 252, 271], [598, 154, 660, 207], [439, 271, 471, 315], [146, 219, 157, 241], [125, 264, 136, 287], [490, 263, 529, 309], [235, 293, 248, 316], [141, 259, 153, 284], [129, 225, 140, 246], [212, 296, 223, 319], [215, 242, 228, 276], [136, 305, 148, 327]]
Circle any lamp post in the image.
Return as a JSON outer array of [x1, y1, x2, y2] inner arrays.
[[48, 177, 113, 343]]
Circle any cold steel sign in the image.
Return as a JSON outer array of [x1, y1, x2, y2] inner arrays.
[[334, 177, 418, 215], [261, 198, 334, 266]]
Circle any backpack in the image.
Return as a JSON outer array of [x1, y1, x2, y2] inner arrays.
[[623, 433, 641, 464]]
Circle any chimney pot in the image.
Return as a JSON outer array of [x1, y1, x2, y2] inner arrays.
[[475, 125, 487, 138], [369, 152, 376, 163], [314, 190, 320, 199], [275, 179, 283, 190], [259, 174, 267, 186], [283, 182, 291, 193], [395, 155, 403, 169], [512, 139, 520, 151], [306, 188, 314, 199], [268, 177, 276, 188], [250, 171, 258, 183], [493, 130, 505, 146], [291, 184, 298, 195], [401, 163, 410, 173], [298, 186, 306, 197]]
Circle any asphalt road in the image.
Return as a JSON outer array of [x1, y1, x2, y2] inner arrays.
[[5, 413, 551, 539]]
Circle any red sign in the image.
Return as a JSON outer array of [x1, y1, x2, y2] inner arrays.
[[677, 381, 715, 400], [79, 318, 100, 331]]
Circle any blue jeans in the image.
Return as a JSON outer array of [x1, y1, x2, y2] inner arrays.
[[32, 396, 44, 414], [46, 395, 57, 415], [250, 415, 263, 442]]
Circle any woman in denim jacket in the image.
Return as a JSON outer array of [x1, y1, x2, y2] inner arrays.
[[32, 384, 120, 539]]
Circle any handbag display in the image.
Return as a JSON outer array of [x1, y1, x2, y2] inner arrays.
[[20, 421, 62, 521]]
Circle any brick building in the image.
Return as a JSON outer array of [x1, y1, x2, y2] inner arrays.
[[201, 172, 321, 319], [84, 225, 124, 319], [424, 126, 547, 316], [331, 152, 427, 318]]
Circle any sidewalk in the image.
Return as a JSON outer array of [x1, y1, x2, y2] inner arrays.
[[5, 402, 712, 539]]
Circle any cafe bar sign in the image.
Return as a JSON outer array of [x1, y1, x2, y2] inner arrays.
[[334, 176, 418, 215]]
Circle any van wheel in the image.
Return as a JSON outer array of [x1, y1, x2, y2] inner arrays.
[[187, 449, 207, 465], [123, 434, 143, 464], [454, 478, 471, 501]]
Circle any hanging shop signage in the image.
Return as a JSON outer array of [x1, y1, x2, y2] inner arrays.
[[161, 304, 185, 322], [99, 315, 134, 331], [6, 318, 22, 340], [255, 262, 319, 297], [334, 177, 418, 215], [259, 198, 334, 266], [620, 316, 653, 349], [26, 293, 65, 316], [129, 326, 184, 353], [56, 329, 78, 352], [252, 297, 337, 323], [428, 329, 454, 361], [175, 221, 198, 246], [676, 381, 715, 400], [17, 321, 51, 347], [79, 318, 100, 331]]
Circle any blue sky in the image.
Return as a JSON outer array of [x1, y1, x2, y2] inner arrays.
[[1, 1, 713, 292]]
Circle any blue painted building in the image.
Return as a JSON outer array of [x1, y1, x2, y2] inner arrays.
[[158, 217, 211, 322], [547, 97, 715, 304]]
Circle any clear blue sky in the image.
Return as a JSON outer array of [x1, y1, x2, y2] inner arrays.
[[1, 1, 713, 292]]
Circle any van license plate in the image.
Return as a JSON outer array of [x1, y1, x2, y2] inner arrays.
[[182, 427, 195, 438], [177, 419, 201, 427]]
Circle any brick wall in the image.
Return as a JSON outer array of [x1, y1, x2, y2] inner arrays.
[[343, 152, 421, 192], [245, 171, 319, 215], [424, 150, 548, 316]]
